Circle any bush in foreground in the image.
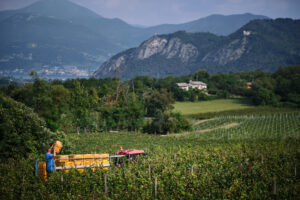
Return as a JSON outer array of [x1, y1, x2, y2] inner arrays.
[[0, 94, 55, 160]]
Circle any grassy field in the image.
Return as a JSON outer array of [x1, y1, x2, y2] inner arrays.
[[173, 99, 255, 115]]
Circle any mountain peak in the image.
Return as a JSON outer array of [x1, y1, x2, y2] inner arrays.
[[21, 0, 102, 19]]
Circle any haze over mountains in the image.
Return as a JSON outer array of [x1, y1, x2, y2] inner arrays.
[[0, 0, 270, 78]]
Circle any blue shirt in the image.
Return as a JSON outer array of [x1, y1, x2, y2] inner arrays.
[[46, 153, 54, 172]]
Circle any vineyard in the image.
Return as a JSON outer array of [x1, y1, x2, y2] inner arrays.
[[189, 114, 300, 140], [1, 113, 300, 199]]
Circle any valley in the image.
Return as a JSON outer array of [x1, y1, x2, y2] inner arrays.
[[0, 1, 299, 199], [0, 0, 270, 79]]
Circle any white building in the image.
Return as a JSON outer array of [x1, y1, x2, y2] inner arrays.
[[176, 83, 189, 91], [243, 30, 251, 36], [177, 80, 207, 91]]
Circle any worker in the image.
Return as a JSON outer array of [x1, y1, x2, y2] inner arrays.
[[45, 143, 56, 173]]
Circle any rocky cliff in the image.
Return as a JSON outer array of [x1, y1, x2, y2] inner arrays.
[[94, 19, 300, 80]]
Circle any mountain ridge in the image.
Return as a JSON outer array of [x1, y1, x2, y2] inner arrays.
[[93, 18, 300, 80], [0, 0, 271, 78], [146, 13, 269, 36]]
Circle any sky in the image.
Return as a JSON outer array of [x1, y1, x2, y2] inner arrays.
[[0, 0, 299, 26]]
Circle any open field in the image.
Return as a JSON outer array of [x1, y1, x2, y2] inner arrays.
[[174, 99, 300, 119], [1, 112, 299, 199], [173, 99, 255, 115]]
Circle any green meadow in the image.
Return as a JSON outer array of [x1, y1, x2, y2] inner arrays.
[[173, 99, 255, 115]]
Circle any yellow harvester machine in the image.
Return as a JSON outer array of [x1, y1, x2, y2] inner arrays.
[[36, 154, 111, 180], [35, 148, 147, 180]]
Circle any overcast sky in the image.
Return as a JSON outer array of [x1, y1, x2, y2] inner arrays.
[[0, 0, 299, 26]]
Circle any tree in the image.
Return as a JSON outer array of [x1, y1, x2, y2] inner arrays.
[[30, 74, 71, 131], [209, 73, 242, 95], [193, 69, 210, 82], [143, 111, 192, 134], [124, 94, 145, 132], [0, 95, 55, 160], [144, 89, 175, 117], [188, 88, 208, 102], [70, 80, 90, 134], [10, 83, 34, 107], [273, 65, 300, 106], [252, 87, 278, 106], [32, 76, 51, 116], [172, 86, 188, 101], [47, 85, 70, 131]]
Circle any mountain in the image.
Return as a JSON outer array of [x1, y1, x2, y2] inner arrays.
[[0, 10, 18, 22], [145, 13, 269, 36], [21, 0, 101, 19], [93, 19, 300, 80], [0, 0, 139, 78], [0, 0, 269, 78], [20, 0, 146, 48], [0, 12, 121, 77]]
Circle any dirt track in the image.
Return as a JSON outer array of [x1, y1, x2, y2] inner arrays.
[[194, 118, 216, 125], [197, 122, 239, 133], [164, 122, 239, 136]]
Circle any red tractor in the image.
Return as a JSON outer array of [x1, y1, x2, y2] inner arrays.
[[112, 147, 149, 167]]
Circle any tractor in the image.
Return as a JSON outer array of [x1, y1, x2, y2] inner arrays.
[[113, 147, 148, 167]]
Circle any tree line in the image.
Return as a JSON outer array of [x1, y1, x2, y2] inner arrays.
[[129, 65, 300, 106], [0, 72, 190, 135], [1, 65, 299, 135]]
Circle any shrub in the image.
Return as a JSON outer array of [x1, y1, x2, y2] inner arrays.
[[0, 95, 55, 160], [252, 87, 278, 106], [143, 112, 192, 134]]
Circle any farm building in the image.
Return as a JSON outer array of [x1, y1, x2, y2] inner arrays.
[[177, 80, 207, 91]]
